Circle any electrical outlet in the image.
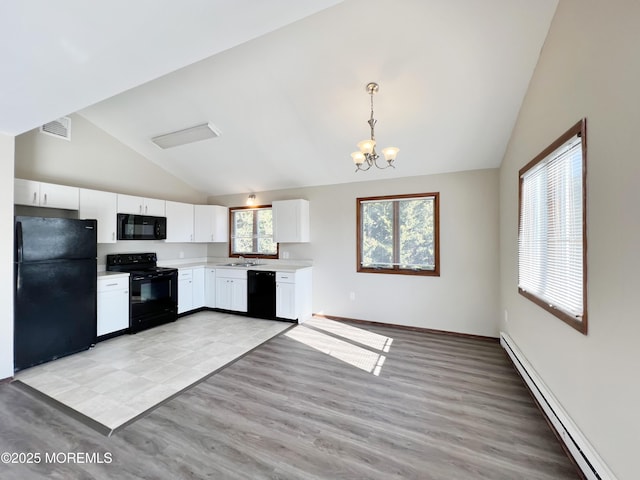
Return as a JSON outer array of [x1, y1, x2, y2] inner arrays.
[[349, 291, 356, 301], [504, 309, 509, 324], [179, 251, 185, 259]]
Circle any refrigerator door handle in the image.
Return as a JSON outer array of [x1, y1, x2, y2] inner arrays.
[[16, 220, 23, 263]]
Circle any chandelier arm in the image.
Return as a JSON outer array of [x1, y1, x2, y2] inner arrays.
[[355, 161, 372, 172]]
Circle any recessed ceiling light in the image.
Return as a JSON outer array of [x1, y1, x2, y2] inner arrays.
[[151, 123, 221, 149]]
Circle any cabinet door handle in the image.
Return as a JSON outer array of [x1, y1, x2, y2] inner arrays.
[[106, 283, 118, 287], [33, 192, 37, 204], [43, 193, 48, 205], [145, 205, 148, 214], [112, 232, 115, 241]]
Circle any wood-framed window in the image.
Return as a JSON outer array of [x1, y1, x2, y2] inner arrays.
[[518, 118, 587, 334], [229, 205, 278, 258], [357, 192, 440, 276]]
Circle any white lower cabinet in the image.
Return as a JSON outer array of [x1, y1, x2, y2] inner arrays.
[[97, 276, 129, 336], [178, 268, 194, 314], [178, 266, 206, 314], [205, 268, 216, 308], [215, 268, 247, 312], [192, 267, 205, 309], [276, 268, 312, 322], [276, 278, 296, 320]]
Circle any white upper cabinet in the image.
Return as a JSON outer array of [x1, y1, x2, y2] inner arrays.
[[14, 179, 40, 206], [15, 179, 79, 210], [194, 205, 228, 242], [273, 199, 310, 243], [165, 200, 194, 242], [79, 188, 117, 243], [117, 194, 165, 216]]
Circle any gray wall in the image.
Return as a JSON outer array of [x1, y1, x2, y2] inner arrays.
[[0, 134, 15, 379], [14, 111, 501, 338], [209, 168, 500, 337], [15, 113, 207, 204], [14, 113, 211, 267], [499, 1, 640, 478]]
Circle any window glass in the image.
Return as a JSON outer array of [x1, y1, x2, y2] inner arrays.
[[229, 206, 277, 257], [361, 201, 393, 267], [357, 193, 439, 276], [518, 119, 587, 333]]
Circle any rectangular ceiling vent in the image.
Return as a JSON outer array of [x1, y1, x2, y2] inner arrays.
[[40, 116, 71, 141], [151, 122, 221, 149]]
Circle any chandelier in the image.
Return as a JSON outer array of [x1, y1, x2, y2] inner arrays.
[[351, 82, 399, 172]]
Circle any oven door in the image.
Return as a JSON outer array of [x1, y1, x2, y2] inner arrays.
[[130, 271, 177, 331]]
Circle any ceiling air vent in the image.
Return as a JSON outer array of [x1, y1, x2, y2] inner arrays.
[[40, 116, 71, 141], [151, 123, 221, 149]]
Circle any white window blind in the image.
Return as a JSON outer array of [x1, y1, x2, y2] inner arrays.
[[518, 134, 584, 320]]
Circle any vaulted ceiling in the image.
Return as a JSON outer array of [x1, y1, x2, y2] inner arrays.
[[2, 0, 558, 196]]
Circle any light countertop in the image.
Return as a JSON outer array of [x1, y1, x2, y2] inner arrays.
[[97, 271, 130, 279], [161, 262, 311, 273]]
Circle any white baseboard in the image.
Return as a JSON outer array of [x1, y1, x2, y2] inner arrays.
[[500, 332, 616, 480]]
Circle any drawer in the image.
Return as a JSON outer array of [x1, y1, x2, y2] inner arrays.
[[216, 268, 247, 280], [98, 276, 129, 292], [276, 272, 295, 283], [178, 269, 193, 280]]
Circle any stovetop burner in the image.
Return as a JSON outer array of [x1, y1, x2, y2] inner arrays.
[[106, 253, 177, 276]]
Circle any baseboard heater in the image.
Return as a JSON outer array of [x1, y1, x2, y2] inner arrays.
[[500, 332, 617, 480]]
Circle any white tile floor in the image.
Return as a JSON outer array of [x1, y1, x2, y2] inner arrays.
[[16, 311, 291, 432]]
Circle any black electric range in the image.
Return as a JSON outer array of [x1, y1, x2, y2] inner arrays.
[[106, 253, 178, 333]]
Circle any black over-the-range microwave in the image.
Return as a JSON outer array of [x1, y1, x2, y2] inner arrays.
[[117, 214, 167, 240]]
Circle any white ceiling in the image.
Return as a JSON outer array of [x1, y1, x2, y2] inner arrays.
[[2, 0, 559, 196]]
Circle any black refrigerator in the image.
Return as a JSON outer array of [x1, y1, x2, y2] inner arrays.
[[14, 216, 98, 372]]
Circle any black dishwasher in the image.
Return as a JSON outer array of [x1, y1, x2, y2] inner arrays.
[[247, 270, 276, 319]]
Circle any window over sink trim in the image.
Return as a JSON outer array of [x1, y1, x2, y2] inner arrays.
[[228, 205, 279, 259]]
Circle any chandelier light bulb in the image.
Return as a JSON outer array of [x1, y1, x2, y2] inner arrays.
[[382, 147, 400, 162], [357, 139, 376, 155], [351, 152, 366, 165]]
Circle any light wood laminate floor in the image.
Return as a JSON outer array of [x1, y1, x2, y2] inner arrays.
[[0, 317, 580, 479], [14, 311, 291, 433]]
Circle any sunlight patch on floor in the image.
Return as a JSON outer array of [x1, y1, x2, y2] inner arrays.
[[304, 317, 394, 352], [285, 322, 390, 376]]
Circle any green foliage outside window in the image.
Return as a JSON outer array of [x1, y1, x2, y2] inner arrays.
[[231, 207, 277, 256], [359, 193, 439, 275]]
